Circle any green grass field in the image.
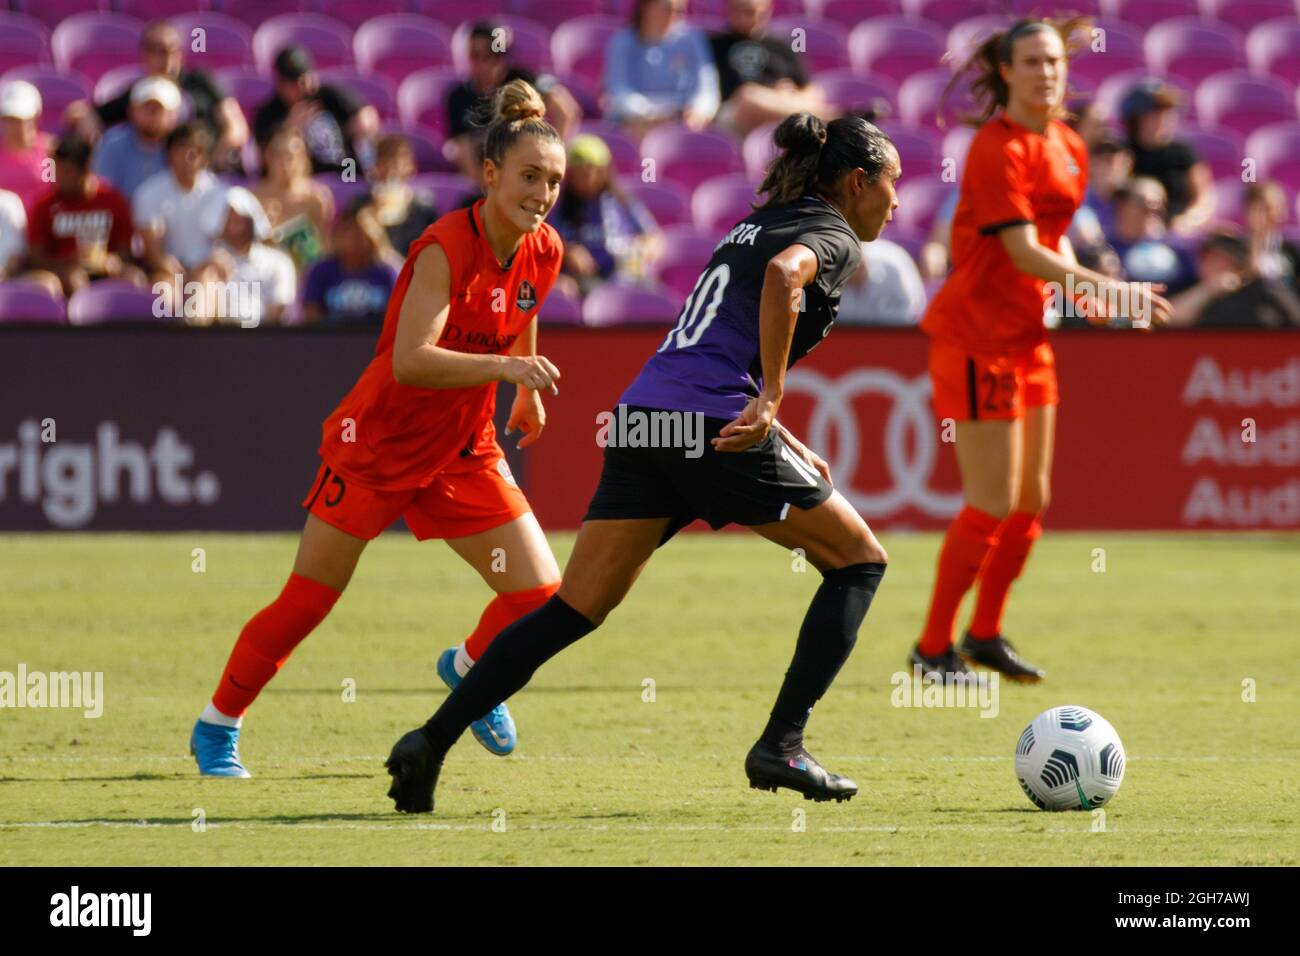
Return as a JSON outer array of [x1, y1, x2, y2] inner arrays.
[[1, 530, 1297, 866]]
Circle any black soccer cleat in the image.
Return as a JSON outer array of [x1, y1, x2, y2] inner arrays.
[[906, 643, 972, 679], [959, 632, 1045, 683], [385, 729, 443, 813], [744, 741, 858, 803]]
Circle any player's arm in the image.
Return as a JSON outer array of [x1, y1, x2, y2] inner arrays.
[[391, 244, 560, 391], [505, 315, 551, 449], [998, 224, 1172, 328], [713, 243, 818, 452]]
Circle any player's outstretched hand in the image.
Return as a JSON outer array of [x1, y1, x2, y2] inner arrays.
[[1127, 282, 1172, 330], [502, 354, 561, 396], [713, 395, 778, 452], [507, 388, 546, 449], [385, 729, 441, 814]]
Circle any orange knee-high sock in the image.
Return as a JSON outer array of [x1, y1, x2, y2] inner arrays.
[[463, 581, 562, 662], [969, 511, 1042, 638], [210, 573, 341, 718], [917, 506, 1002, 657]]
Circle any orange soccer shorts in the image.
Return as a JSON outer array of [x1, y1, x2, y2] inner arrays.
[[927, 338, 1059, 423], [301, 446, 531, 541]]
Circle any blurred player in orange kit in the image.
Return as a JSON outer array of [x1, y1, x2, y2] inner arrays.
[[190, 80, 567, 775], [908, 18, 1171, 682]]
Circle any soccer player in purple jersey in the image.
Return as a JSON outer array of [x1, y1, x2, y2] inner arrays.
[[386, 113, 901, 811]]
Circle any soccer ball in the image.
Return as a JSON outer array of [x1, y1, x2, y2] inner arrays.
[[1014, 705, 1126, 811]]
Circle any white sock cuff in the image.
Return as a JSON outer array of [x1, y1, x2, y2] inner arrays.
[[200, 702, 243, 728]]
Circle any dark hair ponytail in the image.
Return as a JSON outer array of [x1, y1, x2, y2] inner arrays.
[[757, 112, 893, 209]]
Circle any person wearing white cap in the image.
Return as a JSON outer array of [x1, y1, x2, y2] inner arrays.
[[90, 75, 181, 202], [190, 186, 296, 326], [0, 80, 52, 215]]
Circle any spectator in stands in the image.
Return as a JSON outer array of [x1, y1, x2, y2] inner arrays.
[[837, 238, 927, 325], [368, 134, 438, 257], [919, 190, 957, 280], [1120, 79, 1214, 235], [0, 81, 52, 215], [604, 0, 721, 137], [252, 128, 334, 273], [1169, 229, 1300, 327], [302, 205, 398, 326], [91, 77, 182, 202], [0, 187, 27, 279], [133, 122, 221, 302], [197, 186, 296, 326], [1108, 176, 1197, 294], [552, 134, 661, 297], [27, 136, 145, 297], [1081, 131, 1131, 242], [1243, 181, 1299, 288], [65, 21, 248, 173], [254, 46, 379, 177], [446, 21, 581, 180], [709, 0, 835, 137]]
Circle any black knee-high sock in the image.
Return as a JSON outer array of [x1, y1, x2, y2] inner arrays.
[[420, 595, 596, 756], [762, 562, 886, 754]]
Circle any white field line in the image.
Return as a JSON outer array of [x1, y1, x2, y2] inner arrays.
[[1, 754, 1295, 764]]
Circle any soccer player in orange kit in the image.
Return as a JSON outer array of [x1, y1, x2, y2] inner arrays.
[[908, 18, 1171, 681], [191, 80, 567, 775]]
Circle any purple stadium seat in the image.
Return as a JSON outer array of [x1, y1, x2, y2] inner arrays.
[[516, 0, 605, 21], [551, 15, 623, 90], [319, 70, 398, 122], [1011, 0, 1103, 12], [1245, 19, 1300, 86], [897, 68, 975, 131], [575, 121, 641, 178], [412, 0, 511, 28], [1244, 123, 1300, 194], [1101, 0, 1200, 30], [51, 13, 144, 86], [215, 67, 274, 119], [1067, 19, 1146, 90], [640, 125, 743, 192], [353, 15, 453, 88], [117, 0, 213, 18], [217, 1, 306, 32], [537, 286, 584, 326], [582, 279, 680, 327], [847, 18, 945, 85], [819, 0, 904, 27], [451, 17, 552, 75], [814, 70, 897, 116], [397, 68, 462, 137], [742, 121, 779, 183], [67, 281, 170, 325], [410, 172, 477, 210], [947, 16, 1012, 67], [1200, 0, 1298, 21], [652, 226, 722, 302], [9, 1, 108, 33], [1211, 175, 1246, 222], [252, 14, 355, 76], [1144, 19, 1245, 85], [167, 13, 255, 72], [94, 65, 146, 105], [893, 179, 952, 235], [556, 72, 601, 119], [0, 13, 51, 75], [391, 127, 455, 173], [1, 66, 92, 135], [1177, 126, 1244, 180], [623, 180, 692, 228], [767, 18, 848, 74], [878, 125, 940, 180], [1196, 71, 1295, 137], [940, 125, 975, 177], [314, 0, 410, 31], [691, 173, 757, 234], [1094, 70, 1197, 123], [0, 282, 66, 325], [901, 0, 1001, 29]]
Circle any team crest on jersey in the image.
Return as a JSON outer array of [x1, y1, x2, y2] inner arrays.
[[497, 457, 518, 487], [516, 280, 537, 312]]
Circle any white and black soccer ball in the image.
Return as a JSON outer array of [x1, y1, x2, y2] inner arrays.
[[1014, 705, 1125, 811]]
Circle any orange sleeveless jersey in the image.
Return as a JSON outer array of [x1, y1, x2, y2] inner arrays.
[[921, 114, 1088, 355], [318, 198, 563, 490]]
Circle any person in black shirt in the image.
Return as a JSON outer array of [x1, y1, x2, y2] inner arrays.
[[367, 134, 438, 258], [709, 0, 836, 137], [1170, 229, 1300, 327], [253, 46, 379, 177], [64, 20, 248, 173], [445, 21, 580, 180], [1119, 79, 1215, 236]]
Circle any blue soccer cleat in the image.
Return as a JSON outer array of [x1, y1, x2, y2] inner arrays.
[[190, 719, 252, 777], [436, 648, 517, 756]]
